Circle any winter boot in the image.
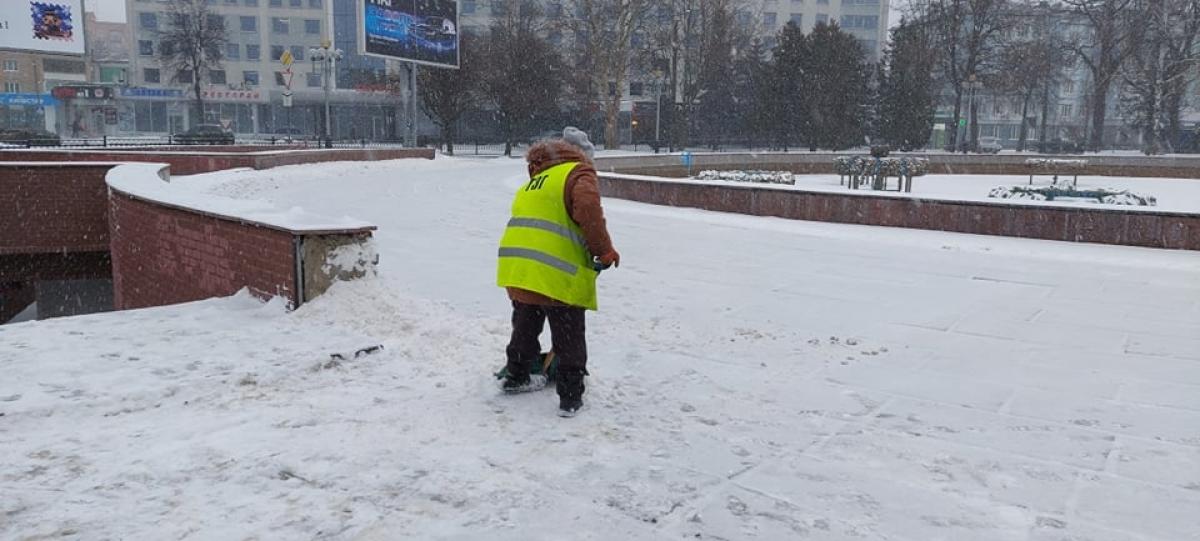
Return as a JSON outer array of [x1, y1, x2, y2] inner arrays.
[[502, 360, 546, 394], [556, 368, 586, 417]]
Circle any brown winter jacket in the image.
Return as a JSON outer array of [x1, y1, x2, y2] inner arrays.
[[506, 140, 615, 307]]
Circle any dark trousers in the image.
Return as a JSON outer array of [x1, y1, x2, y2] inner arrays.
[[505, 301, 588, 398]]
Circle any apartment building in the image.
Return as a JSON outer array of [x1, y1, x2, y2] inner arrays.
[[123, 0, 398, 138]]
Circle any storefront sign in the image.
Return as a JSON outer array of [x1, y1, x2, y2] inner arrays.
[[51, 85, 115, 100], [0, 93, 58, 106], [119, 87, 185, 100], [199, 89, 264, 103]]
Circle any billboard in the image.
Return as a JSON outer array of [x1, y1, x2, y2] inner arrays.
[[0, 1, 86, 55], [359, 0, 459, 69]]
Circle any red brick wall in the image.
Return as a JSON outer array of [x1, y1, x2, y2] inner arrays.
[[0, 164, 113, 255], [599, 175, 1200, 251], [1, 147, 435, 175], [109, 190, 298, 310]]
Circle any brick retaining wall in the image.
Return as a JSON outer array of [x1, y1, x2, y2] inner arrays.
[[1, 147, 434, 175], [0, 163, 115, 255], [597, 175, 1200, 251]]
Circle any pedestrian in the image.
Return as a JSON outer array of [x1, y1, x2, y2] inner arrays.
[[496, 127, 619, 417]]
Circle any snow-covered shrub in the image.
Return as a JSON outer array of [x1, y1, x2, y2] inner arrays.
[[697, 170, 796, 185], [988, 185, 1156, 206]]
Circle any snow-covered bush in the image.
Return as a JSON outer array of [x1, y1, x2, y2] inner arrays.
[[833, 156, 929, 177], [988, 185, 1157, 206], [696, 170, 796, 185]]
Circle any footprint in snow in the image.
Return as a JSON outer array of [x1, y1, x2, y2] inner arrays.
[[1, 394, 21, 402]]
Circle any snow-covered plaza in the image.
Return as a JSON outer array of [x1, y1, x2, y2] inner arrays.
[[2, 156, 1199, 540]]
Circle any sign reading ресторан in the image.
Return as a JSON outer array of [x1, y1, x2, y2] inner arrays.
[[0, 0, 86, 55], [198, 88, 264, 102]]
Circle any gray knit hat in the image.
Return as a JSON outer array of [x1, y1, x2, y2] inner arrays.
[[562, 126, 595, 160]]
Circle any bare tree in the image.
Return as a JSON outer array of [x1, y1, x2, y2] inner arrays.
[[991, 3, 1072, 151], [158, 0, 229, 127], [1119, 0, 1200, 154], [479, 1, 565, 156], [415, 36, 481, 155], [563, 0, 652, 149], [1063, 0, 1145, 151], [912, 0, 1012, 151]]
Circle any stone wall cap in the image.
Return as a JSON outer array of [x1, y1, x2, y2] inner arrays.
[[106, 163, 377, 235]]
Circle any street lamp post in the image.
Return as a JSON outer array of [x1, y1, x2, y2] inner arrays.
[[963, 74, 984, 153], [653, 69, 664, 152], [309, 41, 343, 148]]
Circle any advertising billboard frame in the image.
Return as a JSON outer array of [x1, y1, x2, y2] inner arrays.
[[0, 0, 88, 56], [357, 0, 461, 70]]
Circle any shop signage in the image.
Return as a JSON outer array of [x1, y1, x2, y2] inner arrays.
[[51, 85, 115, 100], [0, 93, 58, 106], [198, 88, 264, 102], [119, 87, 185, 99]]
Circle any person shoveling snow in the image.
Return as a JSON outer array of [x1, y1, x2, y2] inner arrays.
[[496, 127, 620, 417]]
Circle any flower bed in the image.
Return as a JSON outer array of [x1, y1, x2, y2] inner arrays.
[[696, 170, 796, 185], [988, 185, 1157, 206]]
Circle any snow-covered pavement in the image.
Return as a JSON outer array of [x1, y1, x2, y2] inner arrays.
[[3, 156, 1200, 540]]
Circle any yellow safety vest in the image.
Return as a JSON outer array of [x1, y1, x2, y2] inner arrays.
[[497, 161, 599, 310]]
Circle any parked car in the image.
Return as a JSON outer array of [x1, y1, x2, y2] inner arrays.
[[174, 124, 235, 145], [1039, 138, 1082, 154], [0, 127, 61, 146], [976, 136, 1003, 154]]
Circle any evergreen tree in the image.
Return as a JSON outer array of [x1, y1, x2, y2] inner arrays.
[[768, 22, 810, 150], [879, 18, 936, 151], [803, 23, 870, 150]]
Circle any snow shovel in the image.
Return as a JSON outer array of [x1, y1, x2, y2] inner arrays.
[[494, 350, 559, 383]]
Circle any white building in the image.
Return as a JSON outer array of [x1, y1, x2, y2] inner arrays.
[[754, 0, 889, 59]]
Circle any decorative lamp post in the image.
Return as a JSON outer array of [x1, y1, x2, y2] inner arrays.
[[309, 40, 343, 148]]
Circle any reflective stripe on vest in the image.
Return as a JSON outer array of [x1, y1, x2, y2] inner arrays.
[[496, 161, 599, 310]]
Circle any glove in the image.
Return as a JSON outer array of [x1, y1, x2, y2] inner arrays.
[[596, 249, 620, 270]]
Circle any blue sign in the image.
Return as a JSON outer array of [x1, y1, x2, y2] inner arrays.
[[119, 87, 185, 99], [0, 93, 58, 106], [681, 151, 693, 167]]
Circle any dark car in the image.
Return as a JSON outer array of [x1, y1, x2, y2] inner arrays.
[[175, 124, 235, 145], [0, 127, 61, 146], [1039, 138, 1082, 154]]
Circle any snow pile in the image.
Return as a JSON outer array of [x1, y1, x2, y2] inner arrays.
[[321, 238, 379, 277], [988, 185, 1158, 206], [696, 169, 796, 185]]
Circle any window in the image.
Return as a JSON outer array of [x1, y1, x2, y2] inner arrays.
[[1061, 104, 1074, 117], [305, 19, 321, 34], [816, 13, 828, 24], [764, 12, 777, 26], [1063, 80, 1075, 94], [273, 18, 289, 34], [139, 12, 157, 30], [225, 0, 238, 4], [492, 0, 508, 15], [4, 82, 20, 93], [841, 15, 879, 29], [818, 0, 829, 4], [271, 45, 285, 60], [630, 82, 644, 96], [227, 43, 240, 59], [3, 60, 18, 71], [177, 70, 194, 83], [548, 30, 563, 45], [309, 0, 322, 7], [462, 0, 476, 13], [245, 0, 258, 5], [547, 2, 562, 17], [290, 0, 302, 6], [270, 0, 282, 6], [291, 46, 306, 62], [243, 71, 259, 86], [790, 13, 803, 25], [210, 70, 227, 84], [274, 71, 286, 86], [994, 101, 1005, 116], [307, 72, 322, 87], [138, 40, 154, 56], [246, 44, 261, 60], [160, 41, 174, 56], [240, 16, 257, 32], [144, 68, 160, 83]]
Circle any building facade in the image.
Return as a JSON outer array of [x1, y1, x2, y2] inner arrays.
[[122, 0, 399, 138], [755, 0, 889, 59]]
